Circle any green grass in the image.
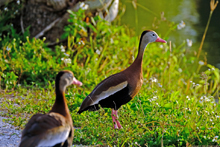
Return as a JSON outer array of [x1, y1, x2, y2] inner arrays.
[[0, 8, 220, 147]]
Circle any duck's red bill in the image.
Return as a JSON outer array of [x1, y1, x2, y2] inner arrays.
[[156, 37, 167, 43], [73, 78, 83, 86]]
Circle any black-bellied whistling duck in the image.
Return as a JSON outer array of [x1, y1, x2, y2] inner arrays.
[[77, 30, 166, 129], [19, 70, 82, 147]]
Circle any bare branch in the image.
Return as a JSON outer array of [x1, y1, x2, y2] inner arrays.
[[104, 0, 119, 22], [34, 18, 61, 39]]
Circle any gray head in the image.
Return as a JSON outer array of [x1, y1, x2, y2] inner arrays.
[[56, 70, 82, 92], [139, 30, 166, 51]]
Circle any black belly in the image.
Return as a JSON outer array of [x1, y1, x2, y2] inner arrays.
[[88, 86, 132, 111]]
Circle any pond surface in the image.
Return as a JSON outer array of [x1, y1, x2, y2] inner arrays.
[[120, 0, 220, 68]]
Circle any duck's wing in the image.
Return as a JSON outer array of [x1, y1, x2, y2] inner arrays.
[[19, 113, 71, 147], [78, 72, 131, 113]]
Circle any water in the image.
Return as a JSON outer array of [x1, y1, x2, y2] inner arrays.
[[120, 0, 220, 68]]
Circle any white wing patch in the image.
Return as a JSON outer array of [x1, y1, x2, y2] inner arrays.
[[37, 126, 70, 147], [91, 81, 128, 105]]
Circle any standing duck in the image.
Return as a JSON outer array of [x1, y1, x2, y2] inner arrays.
[[19, 70, 82, 147], [77, 30, 166, 129]]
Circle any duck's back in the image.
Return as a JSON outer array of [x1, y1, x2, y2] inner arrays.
[[19, 113, 72, 147]]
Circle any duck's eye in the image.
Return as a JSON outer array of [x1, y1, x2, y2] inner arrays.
[[69, 74, 73, 78]]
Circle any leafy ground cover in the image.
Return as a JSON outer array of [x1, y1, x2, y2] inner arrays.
[[0, 5, 220, 147]]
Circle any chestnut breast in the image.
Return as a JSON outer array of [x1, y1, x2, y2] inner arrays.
[[124, 66, 143, 98]]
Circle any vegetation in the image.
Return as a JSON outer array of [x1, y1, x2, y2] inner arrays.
[[0, 2, 220, 147]]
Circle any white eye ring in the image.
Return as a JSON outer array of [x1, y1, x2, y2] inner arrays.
[[69, 73, 73, 78]]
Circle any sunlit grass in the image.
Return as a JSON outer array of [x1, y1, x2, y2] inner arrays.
[[0, 4, 220, 147]]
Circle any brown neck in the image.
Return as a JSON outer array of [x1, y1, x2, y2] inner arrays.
[[50, 88, 71, 119], [126, 41, 146, 72]]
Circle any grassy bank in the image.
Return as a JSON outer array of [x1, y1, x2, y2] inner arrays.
[[0, 7, 220, 147]]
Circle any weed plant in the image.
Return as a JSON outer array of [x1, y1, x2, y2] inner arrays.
[[0, 5, 220, 147]]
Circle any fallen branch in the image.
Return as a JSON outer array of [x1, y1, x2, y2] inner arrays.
[[34, 17, 61, 39]]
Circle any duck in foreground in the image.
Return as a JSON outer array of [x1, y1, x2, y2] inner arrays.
[[78, 30, 166, 129], [19, 70, 82, 147]]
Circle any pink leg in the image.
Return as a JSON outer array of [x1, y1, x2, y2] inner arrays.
[[111, 109, 123, 129], [111, 109, 118, 129]]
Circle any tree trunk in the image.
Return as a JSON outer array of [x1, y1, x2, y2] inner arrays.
[[3, 0, 119, 44]]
